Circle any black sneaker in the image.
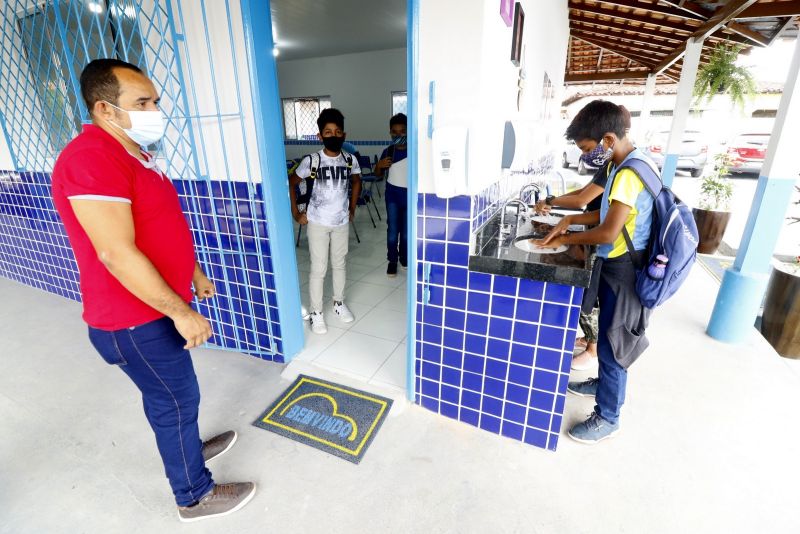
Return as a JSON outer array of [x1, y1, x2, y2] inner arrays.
[[387, 262, 398, 277]]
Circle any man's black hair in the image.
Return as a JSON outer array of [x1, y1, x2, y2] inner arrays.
[[80, 58, 143, 115], [565, 100, 627, 142], [317, 108, 345, 132], [390, 113, 407, 127]]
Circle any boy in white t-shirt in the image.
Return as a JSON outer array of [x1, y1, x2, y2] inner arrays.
[[289, 108, 362, 334]]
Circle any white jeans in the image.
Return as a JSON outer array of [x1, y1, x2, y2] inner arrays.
[[307, 221, 349, 313]]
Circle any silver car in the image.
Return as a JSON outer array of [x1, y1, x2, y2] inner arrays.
[[641, 130, 708, 177], [561, 140, 599, 175]]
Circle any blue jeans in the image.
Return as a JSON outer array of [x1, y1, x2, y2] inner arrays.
[[88, 317, 214, 506], [594, 276, 627, 424], [385, 182, 408, 264]]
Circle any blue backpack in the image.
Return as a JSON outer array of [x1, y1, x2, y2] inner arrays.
[[615, 158, 699, 309]]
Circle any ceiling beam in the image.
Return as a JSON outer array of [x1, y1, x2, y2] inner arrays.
[[571, 29, 672, 57], [568, 1, 699, 33], [570, 13, 685, 43], [653, 0, 759, 73], [565, 70, 651, 83], [585, 0, 705, 21], [736, 1, 800, 19], [660, 0, 770, 46], [768, 17, 798, 46], [661, 0, 769, 46], [573, 35, 658, 67], [570, 21, 677, 49]]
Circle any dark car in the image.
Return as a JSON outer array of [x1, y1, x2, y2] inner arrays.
[[641, 130, 708, 177]]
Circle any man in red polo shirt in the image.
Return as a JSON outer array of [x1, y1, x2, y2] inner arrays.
[[51, 59, 255, 522]]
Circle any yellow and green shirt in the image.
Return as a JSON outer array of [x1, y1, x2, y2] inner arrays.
[[598, 149, 655, 259]]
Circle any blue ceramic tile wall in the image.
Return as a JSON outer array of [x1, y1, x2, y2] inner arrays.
[[284, 139, 392, 147], [416, 192, 583, 451], [0, 170, 283, 361]]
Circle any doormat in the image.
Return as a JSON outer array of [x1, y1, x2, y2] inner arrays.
[[253, 375, 393, 464], [697, 254, 734, 284]]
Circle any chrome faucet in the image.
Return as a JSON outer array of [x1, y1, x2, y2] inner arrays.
[[498, 198, 528, 242], [519, 183, 541, 205]]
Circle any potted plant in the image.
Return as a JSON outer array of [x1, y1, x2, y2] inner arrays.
[[693, 43, 757, 109], [761, 186, 800, 358], [692, 153, 734, 254]]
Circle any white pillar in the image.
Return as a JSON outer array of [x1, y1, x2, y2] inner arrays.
[[636, 73, 657, 144], [707, 36, 800, 343], [662, 38, 704, 187]]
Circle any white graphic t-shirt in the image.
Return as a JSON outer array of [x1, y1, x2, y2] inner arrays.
[[295, 150, 361, 227]]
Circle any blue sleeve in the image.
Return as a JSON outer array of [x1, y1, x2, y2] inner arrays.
[[380, 148, 390, 160]]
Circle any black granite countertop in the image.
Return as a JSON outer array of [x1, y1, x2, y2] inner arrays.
[[468, 206, 594, 287]]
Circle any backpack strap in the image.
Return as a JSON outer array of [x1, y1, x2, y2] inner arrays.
[[613, 157, 662, 270], [307, 153, 320, 180], [617, 158, 662, 199], [341, 151, 353, 180]]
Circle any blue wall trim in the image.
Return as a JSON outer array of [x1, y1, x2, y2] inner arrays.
[[240, 0, 304, 359], [406, 0, 419, 402], [285, 140, 392, 147]]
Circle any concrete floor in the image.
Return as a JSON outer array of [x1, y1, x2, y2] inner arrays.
[[2, 264, 800, 533]]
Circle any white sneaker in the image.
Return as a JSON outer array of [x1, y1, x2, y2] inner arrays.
[[333, 301, 355, 323], [310, 311, 327, 334]]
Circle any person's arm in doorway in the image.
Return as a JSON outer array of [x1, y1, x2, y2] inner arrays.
[[70, 199, 212, 348], [288, 173, 307, 225], [373, 148, 392, 179], [349, 174, 362, 222]]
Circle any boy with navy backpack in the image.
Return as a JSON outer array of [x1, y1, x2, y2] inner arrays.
[[536, 100, 697, 444], [289, 108, 362, 335]]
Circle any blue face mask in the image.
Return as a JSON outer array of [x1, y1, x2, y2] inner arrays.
[[392, 135, 407, 146]]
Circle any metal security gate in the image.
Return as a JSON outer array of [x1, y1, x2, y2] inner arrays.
[[0, 0, 297, 360]]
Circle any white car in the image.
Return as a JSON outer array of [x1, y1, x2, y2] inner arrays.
[[561, 140, 599, 175]]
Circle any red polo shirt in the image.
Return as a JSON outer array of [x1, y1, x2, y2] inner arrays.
[[52, 125, 195, 331]]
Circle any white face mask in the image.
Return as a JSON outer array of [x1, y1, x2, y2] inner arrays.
[[103, 101, 166, 146]]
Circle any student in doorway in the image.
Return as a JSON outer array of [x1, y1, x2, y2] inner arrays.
[[51, 59, 255, 521], [534, 105, 632, 371], [535, 100, 656, 444], [373, 113, 408, 277], [289, 108, 362, 334]]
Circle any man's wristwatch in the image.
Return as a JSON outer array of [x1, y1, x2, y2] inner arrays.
[[544, 195, 556, 206]]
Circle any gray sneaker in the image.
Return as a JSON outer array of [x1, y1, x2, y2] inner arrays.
[[568, 412, 619, 444], [178, 482, 257, 523], [202, 430, 237, 463], [567, 377, 599, 397]]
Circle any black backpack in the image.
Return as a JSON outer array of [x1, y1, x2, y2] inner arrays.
[[294, 151, 354, 212]]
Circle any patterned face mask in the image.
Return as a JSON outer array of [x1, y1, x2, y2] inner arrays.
[[580, 143, 608, 167]]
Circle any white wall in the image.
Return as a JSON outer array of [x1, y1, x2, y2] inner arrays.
[[564, 92, 784, 148], [416, 0, 569, 195], [277, 48, 407, 160]]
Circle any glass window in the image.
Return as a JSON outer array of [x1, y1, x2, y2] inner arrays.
[[391, 91, 407, 116], [281, 96, 331, 140]]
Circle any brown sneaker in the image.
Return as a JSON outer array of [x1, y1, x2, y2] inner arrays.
[[202, 430, 237, 463], [178, 482, 257, 522]]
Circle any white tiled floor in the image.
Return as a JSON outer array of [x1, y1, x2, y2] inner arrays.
[[292, 198, 409, 394]]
